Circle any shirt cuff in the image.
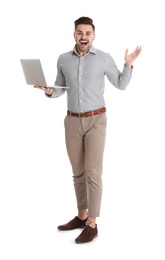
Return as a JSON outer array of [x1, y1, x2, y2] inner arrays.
[[123, 64, 133, 75]]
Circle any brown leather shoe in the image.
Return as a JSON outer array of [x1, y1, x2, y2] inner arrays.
[[57, 216, 87, 231], [75, 224, 98, 243]]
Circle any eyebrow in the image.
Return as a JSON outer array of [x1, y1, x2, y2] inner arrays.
[[76, 30, 92, 34]]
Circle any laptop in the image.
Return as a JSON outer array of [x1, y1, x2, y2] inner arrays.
[[20, 59, 68, 88]]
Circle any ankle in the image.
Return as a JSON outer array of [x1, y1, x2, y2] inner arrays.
[[78, 209, 88, 220], [86, 217, 96, 228], [87, 222, 95, 228]]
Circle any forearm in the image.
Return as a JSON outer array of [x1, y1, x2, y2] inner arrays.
[[106, 64, 133, 90], [118, 65, 133, 90]]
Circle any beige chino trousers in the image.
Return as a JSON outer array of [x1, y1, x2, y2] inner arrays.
[[64, 112, 107, 217]]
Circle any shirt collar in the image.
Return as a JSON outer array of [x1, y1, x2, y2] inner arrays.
[[72, 45, 97, 56]]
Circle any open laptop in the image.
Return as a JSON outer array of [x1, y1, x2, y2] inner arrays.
[[20, 59, 67, 88]]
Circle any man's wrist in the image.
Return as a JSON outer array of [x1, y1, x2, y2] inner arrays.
[[125, 63, 132, 69], [45, 93, 52, 97]]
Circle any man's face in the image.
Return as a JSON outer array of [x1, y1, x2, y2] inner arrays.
[[74, 24, 95, 56]]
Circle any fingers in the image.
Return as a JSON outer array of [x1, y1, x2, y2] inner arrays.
[[125, 46, 142, 57], [127, 46, 142, 59], [34, 85, 47, 91], [125, 48, 129, 55], [34, 85, 41, 89], [135, 45, 142, 54], [125, 45, 142, 67], [34, 85, 53, 95], [136, 45, 142, 50]]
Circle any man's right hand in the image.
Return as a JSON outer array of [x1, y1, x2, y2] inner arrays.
[[34, 85, 53, 96]]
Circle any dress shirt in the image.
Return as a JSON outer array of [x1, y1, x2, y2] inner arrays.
[[49, 45, 133, 113]]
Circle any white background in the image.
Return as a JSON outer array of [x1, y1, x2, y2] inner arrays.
[[0, 0, 165, 259]]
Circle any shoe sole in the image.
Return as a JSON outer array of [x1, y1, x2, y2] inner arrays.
[[75, 234, 98, 244]]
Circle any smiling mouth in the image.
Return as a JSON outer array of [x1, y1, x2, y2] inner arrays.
[[80, 40, 88, 46]]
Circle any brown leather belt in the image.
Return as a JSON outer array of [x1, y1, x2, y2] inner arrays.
[[67, 107, 106, 118]]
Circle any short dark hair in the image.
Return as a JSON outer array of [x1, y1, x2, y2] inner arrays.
[[74, 16, 95, 32]]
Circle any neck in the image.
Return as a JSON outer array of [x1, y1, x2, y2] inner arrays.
[[76, 45, 89, 57]]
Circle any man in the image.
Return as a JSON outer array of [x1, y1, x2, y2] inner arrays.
[[34, 16, 142, 244]]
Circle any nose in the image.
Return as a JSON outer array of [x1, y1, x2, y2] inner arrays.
[[81, 33, 86, 38]]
